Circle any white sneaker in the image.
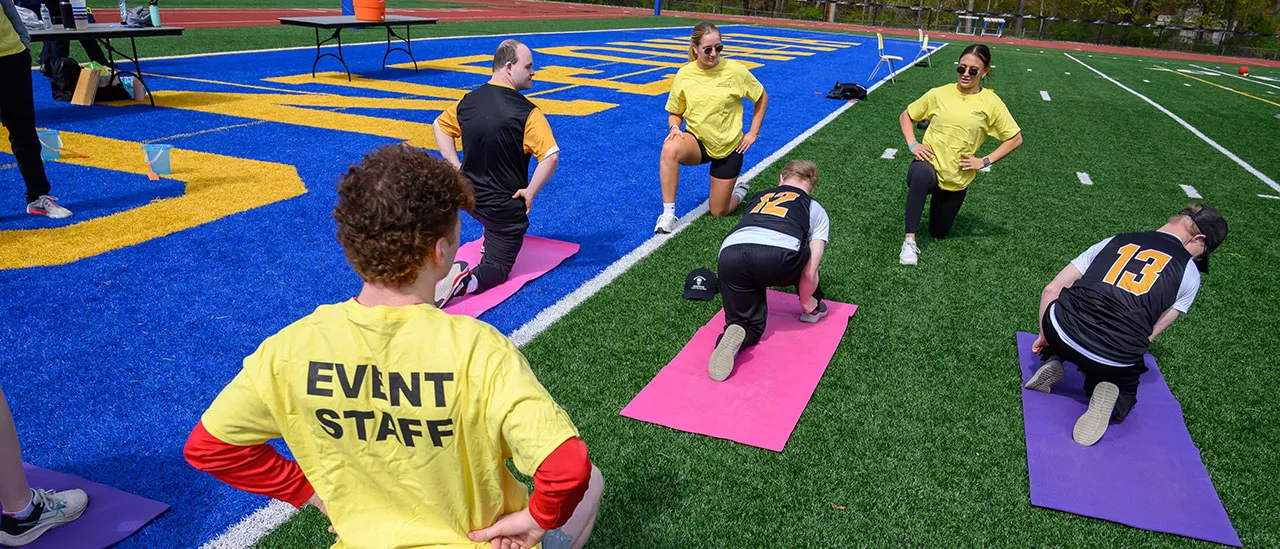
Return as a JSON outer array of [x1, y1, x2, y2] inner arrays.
[[653, 213, 678, 234], [434, 261, 470, 308], [732, 180, 751, 203], [26, 196, 72, 219], [0, 489, 89, 547], [899, 239, 919, 265], [709, 324, 746, 382], [1073, 382, 1119, 446], [1024, 360, 1065, 393]]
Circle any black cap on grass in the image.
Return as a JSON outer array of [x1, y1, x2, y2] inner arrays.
[[683, 268, 719, 301]]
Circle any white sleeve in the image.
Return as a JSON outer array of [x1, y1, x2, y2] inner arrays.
[[809, 201, 830, 242], [1172, 260, 1201, 313], [1070, 237, 1114, 274]]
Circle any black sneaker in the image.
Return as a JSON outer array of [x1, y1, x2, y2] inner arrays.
[[0, 489, 89, 547], [434, 261, 471, 308]]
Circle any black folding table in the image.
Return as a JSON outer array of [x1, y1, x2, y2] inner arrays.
[[28, 24, 185, 107], [278, 15, 439, 81]]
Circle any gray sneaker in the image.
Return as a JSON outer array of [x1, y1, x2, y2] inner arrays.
[[0, 489, 89, 547], [709, 324, 746, 382], [26, 196, 72, 219], [434, 261, 471, 308], [1073, 382, 1119, 446], [799, 301, 828, 323], [1024, 359, 1065, 393]]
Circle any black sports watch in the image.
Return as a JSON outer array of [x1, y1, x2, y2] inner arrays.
[[982, 156, 992, 168]]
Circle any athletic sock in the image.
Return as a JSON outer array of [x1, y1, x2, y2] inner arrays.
[[663, 202, 675, 217], [2, 490, 36, 520], [732, 186, 749, 201]]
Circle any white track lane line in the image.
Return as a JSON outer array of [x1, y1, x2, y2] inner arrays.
[[1188, 64, 1280, 91], [1180, 184, 1202, 198], [1065, 53, 1280, 194]]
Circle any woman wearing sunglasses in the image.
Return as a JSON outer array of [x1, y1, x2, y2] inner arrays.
[[654, 21, 769, 233], [896, 43, 1023, 266]]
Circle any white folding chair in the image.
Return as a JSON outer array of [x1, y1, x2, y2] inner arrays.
[[869, 33, 904, 83], [912, 28, 938, 67]]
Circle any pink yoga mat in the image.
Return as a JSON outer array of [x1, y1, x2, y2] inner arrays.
[[442, 236, 579, 318], [20, 463, 169, 549], [621, 290, 856, 451]]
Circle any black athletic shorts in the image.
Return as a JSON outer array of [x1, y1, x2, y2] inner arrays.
[[689, 132, 745, 180]]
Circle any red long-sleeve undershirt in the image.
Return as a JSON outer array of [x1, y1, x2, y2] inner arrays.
[[183, 422, 591, 530]]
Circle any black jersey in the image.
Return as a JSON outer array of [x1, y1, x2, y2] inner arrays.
[[1055, 231, 1198, 365], [730, 186, 817, 243], [456, 83, 536, 212]]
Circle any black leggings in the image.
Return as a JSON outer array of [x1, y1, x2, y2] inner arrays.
[[904, 160, 966, 238], [0, 49, 52, 204], [469, 204, 529, 293], [718, 244, 823, 348]]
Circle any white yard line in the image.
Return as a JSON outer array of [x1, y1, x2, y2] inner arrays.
[[1180, 184, 1202, 198], [880, 148, 898, 159], [1188, 64, 1280, 91], [1259, 194, 1280, 200], [1076, 172, 1094, 185], [1040, 90, 1051, 101], [1065, 53, 1280, 194], [202, 35, 950, 549]]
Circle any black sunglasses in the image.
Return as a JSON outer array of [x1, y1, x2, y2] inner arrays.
[[957, 65, 981, 77], [701, 44, 724, 55]]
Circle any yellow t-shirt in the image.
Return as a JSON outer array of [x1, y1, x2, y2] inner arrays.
[[665, 59, 764, 159], [0, 11, 25, 58], [201, 300, 579, 549], [907, 84, 1021, 191]]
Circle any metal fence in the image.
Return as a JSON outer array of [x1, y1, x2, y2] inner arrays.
[[572, 0, 1280, 61]]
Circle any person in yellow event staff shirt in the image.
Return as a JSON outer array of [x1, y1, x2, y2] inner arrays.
[[654, 21, 769, 234], [184, 145, 604, 549], [896, 43, 1022, 266], [1, 0, 72, 219]]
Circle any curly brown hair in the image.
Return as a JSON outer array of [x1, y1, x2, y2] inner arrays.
[[334, 144, 475, 287]]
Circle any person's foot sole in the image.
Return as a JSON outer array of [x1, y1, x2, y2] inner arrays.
[[1024, 360, 1065, 393], [1073, 382, 1119, 446], [433, 261, 470, 308], [708, 324, 745, 382]]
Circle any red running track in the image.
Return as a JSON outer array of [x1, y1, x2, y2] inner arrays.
[[95, 0, 1280, 68]]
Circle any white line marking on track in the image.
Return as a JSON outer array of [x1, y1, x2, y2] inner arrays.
[[881, 148, 898, 159], [1076, 172, 1094, 185], [204, 34, 947, 549], [1065, 71, 1071, 75], [1184, 82, 1192, 86], [1259, 194, 1280, 200], [1027, 68, 1033, 71], [1066, 53, 1280, 194], [1180, 184, 1202, 198], [1143, 79, 1150, 83], [1040, 90, 1051, 101], [508, 43, 949, 349]]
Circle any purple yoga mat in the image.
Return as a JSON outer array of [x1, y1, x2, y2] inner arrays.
[[1016, 332, 1239, 546], [19, 463, 169, 549]]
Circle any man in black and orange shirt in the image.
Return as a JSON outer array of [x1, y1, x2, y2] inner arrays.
[[432, 39, 560, 307]]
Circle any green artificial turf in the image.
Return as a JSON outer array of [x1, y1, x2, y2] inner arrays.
[[100, 21, 1274, 548]]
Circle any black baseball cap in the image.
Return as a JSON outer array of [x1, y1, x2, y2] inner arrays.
[[1180, 204, 1228, 273], [683, 268, 719, 301]]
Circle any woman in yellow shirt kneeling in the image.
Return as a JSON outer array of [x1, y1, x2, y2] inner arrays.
[[655, 21, 769, 234], [896, 43, 1023, 266]]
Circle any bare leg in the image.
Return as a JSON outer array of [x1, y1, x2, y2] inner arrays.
[[708, 175, 743, 218], [562, 466, 604, 549], [0, 386, 32, 513], [659, 134, 704, 203]]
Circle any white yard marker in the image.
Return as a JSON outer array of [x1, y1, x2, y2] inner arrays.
[[1027, 68, 1033, 71], [881, 148, 898, 159], [1040, 90, 1051, 101], [1065, 71, 1071, 75], [1143, 79, 1150, 83], [1269, 91, 1276, 95], [1184, 82, 1192, 87], [1077, 172, 1094, 185], [1180, 184, 1202, 198], [1065, 53, 1280, 194], [1260, 194, 1280, 200]]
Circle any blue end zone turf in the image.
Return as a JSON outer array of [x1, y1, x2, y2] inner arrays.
[[0, 25, 927, 546]]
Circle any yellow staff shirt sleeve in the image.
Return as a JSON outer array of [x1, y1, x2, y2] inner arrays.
[[483, 342, 579, 475], [523, 108, 560, 161], [201, 342, 285, 445], [986, 95, 1021, 141], [906, 87, 936, 121], [434, 102, 462, 139], [665, 71, 687, 115], [0, 6, 26, 57], [736, 63, 764, 102]]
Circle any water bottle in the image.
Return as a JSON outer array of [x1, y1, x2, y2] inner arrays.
[[40, 4, 53, 29], [118, 0, 127, 24], [148, 0, 160, 26]]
